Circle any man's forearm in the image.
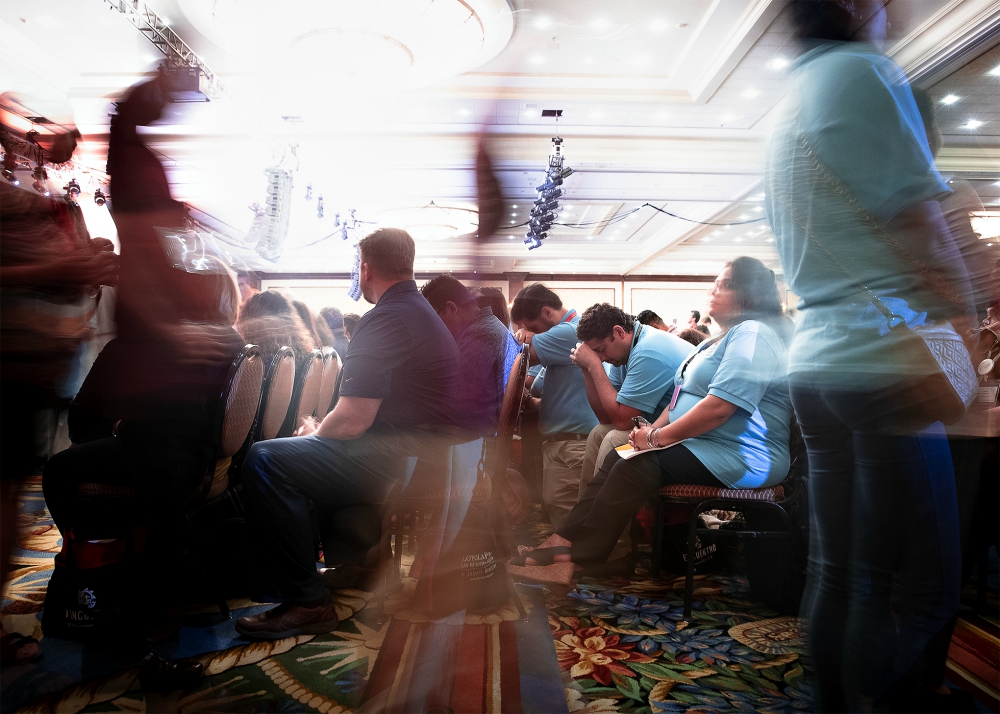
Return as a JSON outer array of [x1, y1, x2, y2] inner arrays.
[[580, 367, 611, 423], [585, 362, 636, 430]]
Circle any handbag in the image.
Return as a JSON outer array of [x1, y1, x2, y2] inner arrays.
[[773, 126, 977, 424]]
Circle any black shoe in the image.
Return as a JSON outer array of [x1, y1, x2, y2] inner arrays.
[[886, 685, 977, 713], [138, 653, 205, 694]]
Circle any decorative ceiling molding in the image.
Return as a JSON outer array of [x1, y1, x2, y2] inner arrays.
[[677, 0, 784, 104], [890, 0, 1000, 84]]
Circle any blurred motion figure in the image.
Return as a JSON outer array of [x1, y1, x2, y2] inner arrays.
[[766, 1, 978, 711]]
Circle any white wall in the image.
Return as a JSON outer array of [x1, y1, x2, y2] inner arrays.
[[625, 282, 712, 327], [258, 277, 715, 327]]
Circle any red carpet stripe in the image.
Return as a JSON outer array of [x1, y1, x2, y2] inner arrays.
[[360, 618, 411, 708], [499, 620, 523, 713], [451, 624, 487, 713]]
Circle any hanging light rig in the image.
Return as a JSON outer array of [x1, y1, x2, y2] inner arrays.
[[525, 135, 573, 250]]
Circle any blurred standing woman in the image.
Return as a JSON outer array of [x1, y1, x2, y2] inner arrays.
[[766, 2, 977, 711]]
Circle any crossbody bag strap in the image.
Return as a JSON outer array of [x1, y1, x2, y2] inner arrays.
[[795, 127, 967, 313], [769, 126, 906, 327]]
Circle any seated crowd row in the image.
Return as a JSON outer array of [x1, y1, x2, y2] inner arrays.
[[42, 227, 794, 641]]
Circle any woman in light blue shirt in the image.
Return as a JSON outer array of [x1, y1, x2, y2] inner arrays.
[[514, 257, 794, 570]]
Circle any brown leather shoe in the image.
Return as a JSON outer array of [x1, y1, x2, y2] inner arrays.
[[235, 597, 340, 641]]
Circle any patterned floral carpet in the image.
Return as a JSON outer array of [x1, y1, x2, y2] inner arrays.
[[549, 576, 813, 714]]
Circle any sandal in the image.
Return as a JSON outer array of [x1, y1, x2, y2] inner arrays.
[[506, 562, 577, 596], [508, 545, 571, 566], [0, 632, 42, 666]]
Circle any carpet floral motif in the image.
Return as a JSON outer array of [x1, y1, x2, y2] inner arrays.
[[550, 574, 815, 714]]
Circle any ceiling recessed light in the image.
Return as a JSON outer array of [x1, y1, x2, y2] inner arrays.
[[528, 55, 545, 65], [768, 58, 789, 70], [766, 237, 774, 243], [534, 16, 552, 29], [524, 109, 538, 117], [649, 19, 668, 32], [458, 108, 471, 116], [591, 18, 609, 30], [508, 236, 513, 240], [735, 237, 744, 242], [753, 206, 764, 212], [941, 94, 960, 105], [964, 119, 984, 129], [741, 89, 761, 99], [512, 204, 518, 208], [702, 236, 711, 241], [989, 66, 1000, 77], [510, 220, 516, 224], [739, 214, 749, 220]]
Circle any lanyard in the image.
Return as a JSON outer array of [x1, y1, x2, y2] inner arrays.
[[668, 335, 721, 411]]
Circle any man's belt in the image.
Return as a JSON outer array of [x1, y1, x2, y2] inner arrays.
[[542, 432, 588, 444]]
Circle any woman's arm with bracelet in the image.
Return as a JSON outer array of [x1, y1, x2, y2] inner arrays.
[[629, 395, 737, 450]]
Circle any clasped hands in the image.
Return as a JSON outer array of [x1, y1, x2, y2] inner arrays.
[[628, 425, 655, 451], [569, 341, 601, 370]]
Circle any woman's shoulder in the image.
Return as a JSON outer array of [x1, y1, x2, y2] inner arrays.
[[725, 319, 789, 351]]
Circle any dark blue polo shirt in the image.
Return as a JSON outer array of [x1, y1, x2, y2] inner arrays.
[[339, 280, 460, 429]]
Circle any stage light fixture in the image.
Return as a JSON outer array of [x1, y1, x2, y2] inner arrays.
[[2, 169, 17, 185], [524, 136, 573, 251], [317, 195, 324, 218], [64, 178, 81, 199], [31, 165, 49, 195], [94, 188, 107, 206], [305, 183, 312, 200]]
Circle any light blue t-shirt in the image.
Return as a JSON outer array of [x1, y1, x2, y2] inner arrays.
[[608, 325, 695, 422], [532, 309, 599, 436], [764, 42, 969, 381], [669, 321, 792, 488]]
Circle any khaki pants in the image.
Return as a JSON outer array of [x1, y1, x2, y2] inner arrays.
[[541, 439, 588, 532], [578, 424, 634, 561]]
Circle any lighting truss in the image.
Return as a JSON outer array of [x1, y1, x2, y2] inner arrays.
[[525, 137, 573, 250], [102, 0, 226, 101]]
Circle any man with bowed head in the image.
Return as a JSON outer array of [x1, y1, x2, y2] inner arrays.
[[236, 228, 461, 640], [420, 274, 519, 436], [511, 284, 598, 530]]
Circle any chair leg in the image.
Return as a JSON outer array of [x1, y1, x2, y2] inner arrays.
[[651, 499, 665, 580], [683, 509, 700, 619], [976, 544, 989, 614]]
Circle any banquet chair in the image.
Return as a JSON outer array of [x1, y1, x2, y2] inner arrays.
[[252, 347, 296, 443], [375, 344, 530, 620], [315, 347, 342, 418], [278, 349, 323, 437], [650, 453, 807, 617], [77, 344, 264, 507]]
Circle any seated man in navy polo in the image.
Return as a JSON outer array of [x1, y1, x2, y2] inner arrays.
[[420, 274, 519, 436], [237, 228, 460, 640]]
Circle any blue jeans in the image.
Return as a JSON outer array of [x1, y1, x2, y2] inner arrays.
[[242, 431, 407, 604], [789, 373, 961, 712]]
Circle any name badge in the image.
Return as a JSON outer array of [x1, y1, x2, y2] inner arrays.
[[978, 383, 999, 405], [668, 385, 681, 411]]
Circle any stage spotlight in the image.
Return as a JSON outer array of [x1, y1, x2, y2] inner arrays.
[[31, 165, 48, 194], [2, 169, 18, 185], [94, 188, 107, 206], [317, 195, 324, 218], [64, 178, 81, 199], [305, 183, 312, 200]]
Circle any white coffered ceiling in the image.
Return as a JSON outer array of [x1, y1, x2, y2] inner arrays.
[[1, 0, 998, 278]]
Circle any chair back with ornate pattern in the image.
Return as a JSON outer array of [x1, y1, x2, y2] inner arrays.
[[217, 345, 264, 458], [293, 349, 324, 427], [488, 344, 530, 478], [315, 346, 342, 418], [255, 346, 296, 442]]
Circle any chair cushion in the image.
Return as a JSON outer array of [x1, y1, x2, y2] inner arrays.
[[658, 484, 785, 502]]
